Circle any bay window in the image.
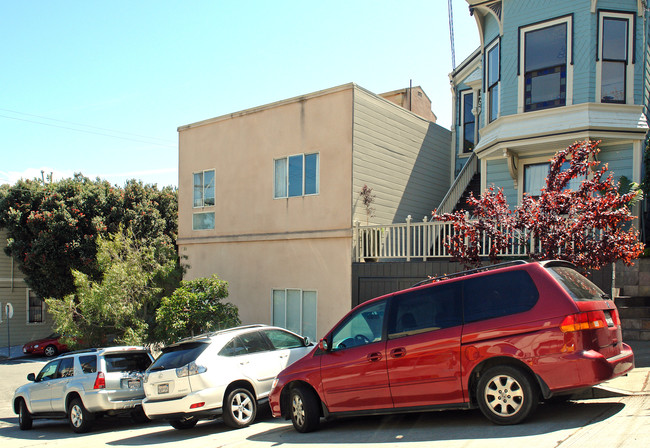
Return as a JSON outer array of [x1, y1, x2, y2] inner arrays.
[[599, 12, 633, 104]]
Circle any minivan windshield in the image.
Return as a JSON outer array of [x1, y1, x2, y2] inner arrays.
[[148, 342, 209, 371], [547, 266, 606, 301]]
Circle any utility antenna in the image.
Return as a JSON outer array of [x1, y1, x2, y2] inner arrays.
[[448, 0, 456, 70]]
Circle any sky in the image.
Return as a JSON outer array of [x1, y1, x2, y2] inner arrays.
[[0, 0, 479, 188]]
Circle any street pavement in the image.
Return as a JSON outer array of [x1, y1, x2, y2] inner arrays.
[[0, 341, 648, 447]]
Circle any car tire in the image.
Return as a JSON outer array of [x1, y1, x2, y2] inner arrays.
[[44, 345, 58, 357], [477, 365, 538, 425], [289, 385, 320, 433], [169, 417, 199, 430], [18, 400, 33, 430], [223, 388, 257, 429], [68, 397, 94, 433]]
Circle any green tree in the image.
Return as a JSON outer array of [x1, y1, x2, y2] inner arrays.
[[46, 228, 178, 347], [156, 275, 241, 344], [0, 174, 178, 300]]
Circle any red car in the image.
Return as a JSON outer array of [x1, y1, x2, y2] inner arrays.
[[269, 260, 634, 432], [22, 334, 69, 357]]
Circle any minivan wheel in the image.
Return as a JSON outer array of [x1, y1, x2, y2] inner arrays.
[[68, 398, 94, 433], [169, 416, 198, 430], [223, 388, 257, 428], [18, 400, 33, 430], [477, 365, 538, 425], [290, 385, 320, 433]]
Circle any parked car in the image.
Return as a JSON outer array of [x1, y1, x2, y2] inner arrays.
[[13, 346, 153, 433], [22, 333, 69, 357], [269, 260, 635, 432], [141, 324, 313, 430]]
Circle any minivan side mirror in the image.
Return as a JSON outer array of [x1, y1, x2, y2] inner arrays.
[[318, 338, 330, 352], [27, 373, 35, 382]]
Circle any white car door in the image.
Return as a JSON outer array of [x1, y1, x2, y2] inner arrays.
[[262, 328, 313, 370], [235, 331, 282, 397], [28, 360, 59, 413]]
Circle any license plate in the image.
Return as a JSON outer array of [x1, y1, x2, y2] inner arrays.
[[604, 311, 614, 327], [128, 380, 141, 389], [158, 383, 169, 394]]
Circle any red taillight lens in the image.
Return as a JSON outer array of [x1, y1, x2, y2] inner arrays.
[[190, 402, 205, 409], [560, 311, 607, 333], [93, 371, 106, 389]]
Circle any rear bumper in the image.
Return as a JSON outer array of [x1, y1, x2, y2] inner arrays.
[[142, 388, 223, 420], [542, 343, 634, 395], [83, 390, 146, 413]]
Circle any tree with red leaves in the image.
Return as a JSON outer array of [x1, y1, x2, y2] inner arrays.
[[432, 140, 644, 270]]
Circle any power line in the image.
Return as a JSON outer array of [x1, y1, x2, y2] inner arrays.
[[0, 109, 176, 148]]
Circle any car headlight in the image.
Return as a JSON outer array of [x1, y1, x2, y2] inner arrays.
[[34, 344, 39, 348]]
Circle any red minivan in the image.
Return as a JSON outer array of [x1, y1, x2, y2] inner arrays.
[[269, 260, 634, 432]]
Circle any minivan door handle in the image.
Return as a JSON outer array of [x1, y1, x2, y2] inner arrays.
[[367, 352, 382, 362], [390, 348, 406, 358]]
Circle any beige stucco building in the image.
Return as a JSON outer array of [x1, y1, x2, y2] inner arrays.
[[177, 83, 451, 341]]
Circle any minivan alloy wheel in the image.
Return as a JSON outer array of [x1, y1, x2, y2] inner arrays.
[[476, 365, 538, 425], [289, 385, 320, 433]]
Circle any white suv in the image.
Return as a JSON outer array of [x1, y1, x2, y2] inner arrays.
[[13, 346, 153, 433], [142, 325, 313, 430]]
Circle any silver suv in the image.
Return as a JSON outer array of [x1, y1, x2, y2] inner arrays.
[[142, 325, 313, 430], [13, 346, 153, 433]]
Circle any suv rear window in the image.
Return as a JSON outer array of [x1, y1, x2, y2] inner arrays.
[[104, 353, 152, 373], [149, 342, 209, 371], [464, 270, 539, 322], [547, 266, 606, 301]]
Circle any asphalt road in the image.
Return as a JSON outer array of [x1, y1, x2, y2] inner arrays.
[[1, 356, 648, 448]]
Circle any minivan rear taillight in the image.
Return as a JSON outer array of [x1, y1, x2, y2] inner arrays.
[[93, 371, 106, 389], [560, 311, 608, 332]]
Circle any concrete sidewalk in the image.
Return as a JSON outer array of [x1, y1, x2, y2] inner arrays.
[[0, 344, 23, 359], [599, 340, 650, 396]]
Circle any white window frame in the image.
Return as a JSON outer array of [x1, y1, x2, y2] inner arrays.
[[192, 211, 215, 231], [273, 153, 320, 199], [26, 289, 45, 325], [597, 10, 635, 104], [271, 288, 317, 341], [486, 38, 500, 123], [192, 169, 215, 209], [518, 15, 574, 113], [460, 90, 476, 154]]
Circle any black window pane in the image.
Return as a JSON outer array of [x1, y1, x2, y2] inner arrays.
[[79, 355, 97, 374], [530, 71, 563, 103], [601, 61, 625, 103], [463, 93, 474, 125], [304, 153, 318, 195], [104, 353, 152, 373], [464, 122, 475, 152], [525, 23, 567, 72], [463, 271, 539, 323], [288, 155, 303, 197], [602, 18, 627, 61], [239, 331, 271, 354], [388, 283, 462, 338]]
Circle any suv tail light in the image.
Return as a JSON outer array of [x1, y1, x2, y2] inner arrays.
[[176, 361, 207, 378], [93, 371, 106, 389], [560, 311, 608, 333]]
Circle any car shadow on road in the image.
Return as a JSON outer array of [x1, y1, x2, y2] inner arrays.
[[0, 415, 162, 441], [246, 401, 626, 445]]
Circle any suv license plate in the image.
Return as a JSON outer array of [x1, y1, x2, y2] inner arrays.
[[158, 383, 169, 394], [128, 380, 141, 389]]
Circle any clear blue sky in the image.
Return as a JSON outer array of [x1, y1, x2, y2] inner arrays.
[[0, 0, 479, 188]]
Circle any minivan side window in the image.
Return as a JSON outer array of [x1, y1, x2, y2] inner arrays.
[[388, 282, 462, 339], [463, 270, 539, 323], [331, 300, 386, 351]]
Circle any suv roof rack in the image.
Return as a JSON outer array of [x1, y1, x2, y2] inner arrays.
[[177, 324, 267, 343], [411, 260, 530, 288]]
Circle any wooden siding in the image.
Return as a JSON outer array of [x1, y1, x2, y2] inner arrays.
[[486, 159, 518, 208], [0, 229, 54, 347], [599, 143, 634, 180], [352, 86, 451, 225]]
